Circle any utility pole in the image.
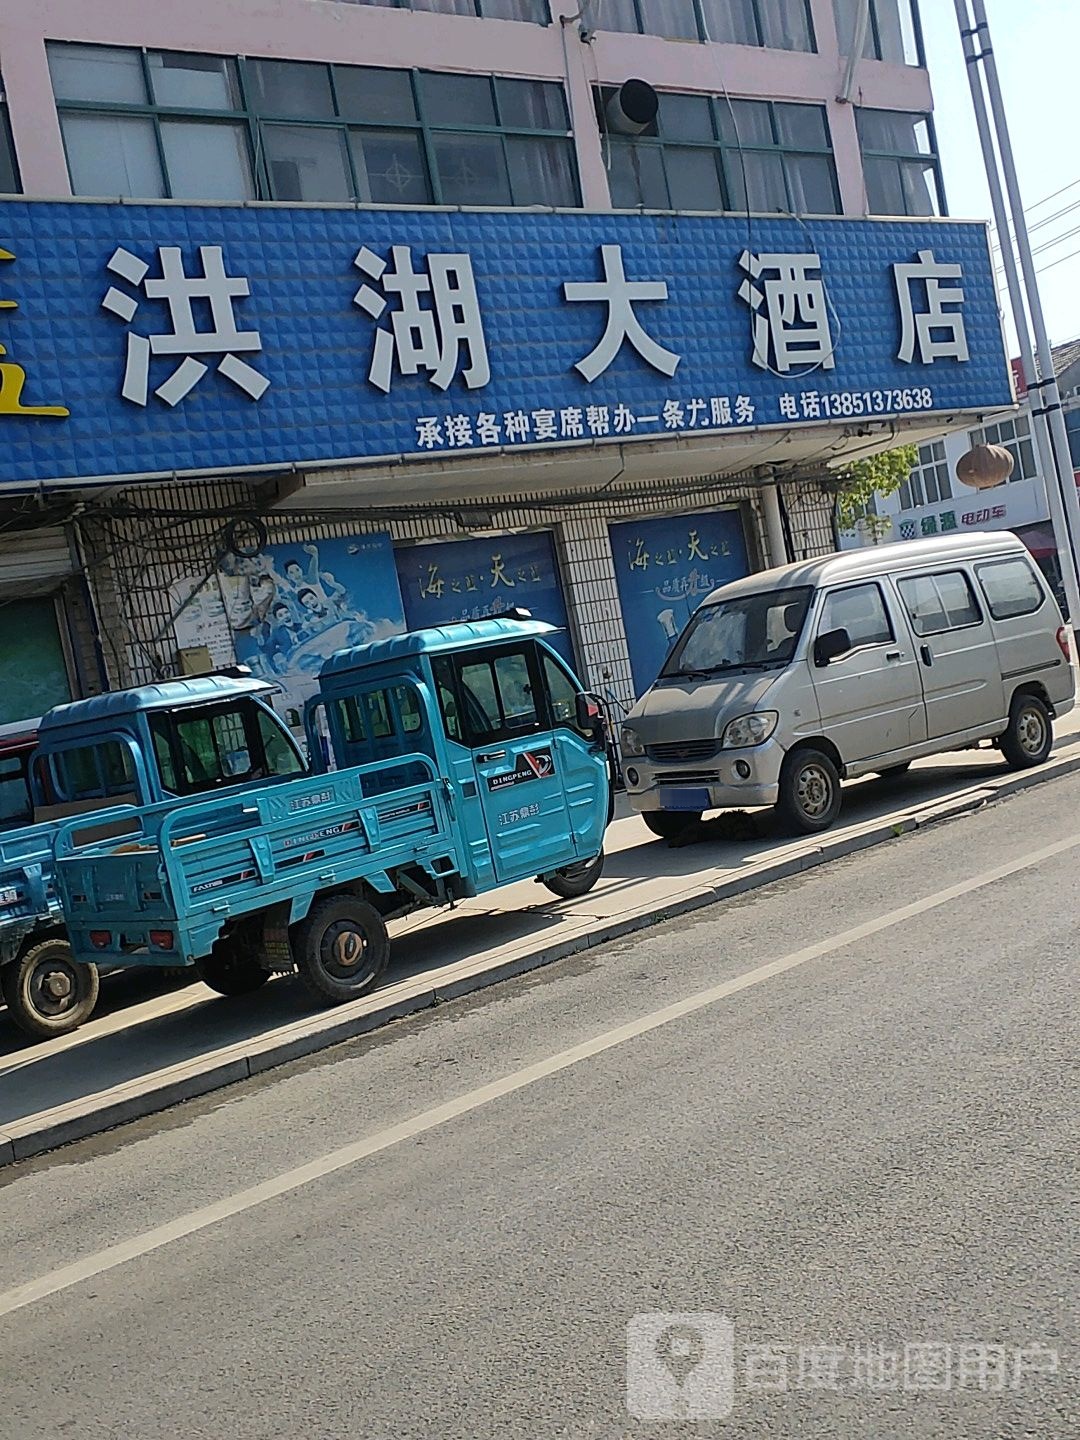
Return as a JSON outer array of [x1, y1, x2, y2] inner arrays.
[[954, 0, 1080, 631]]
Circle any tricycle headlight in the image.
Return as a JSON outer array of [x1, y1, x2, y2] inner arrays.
[[621, 726, 646, 758], [720, 712, 778, 748]]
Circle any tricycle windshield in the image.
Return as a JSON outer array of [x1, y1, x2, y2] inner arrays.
[[661, 586, 813, 678], [149, 700, 304, 796]]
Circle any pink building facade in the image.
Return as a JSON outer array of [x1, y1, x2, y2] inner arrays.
[[0, 0, 1000, 724]]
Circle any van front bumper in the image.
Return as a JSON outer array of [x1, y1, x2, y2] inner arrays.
[[622, 738, 786, 815]]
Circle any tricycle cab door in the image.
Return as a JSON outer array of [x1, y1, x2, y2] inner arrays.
[[441, 641, 575, 885]]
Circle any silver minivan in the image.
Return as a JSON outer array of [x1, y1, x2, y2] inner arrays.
[[621, 532, 1075, 836]]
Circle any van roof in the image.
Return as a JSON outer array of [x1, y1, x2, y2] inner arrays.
[[320, 617, 557, 680], [706, 531, 1031, 603], [37, 676, 277, 735]]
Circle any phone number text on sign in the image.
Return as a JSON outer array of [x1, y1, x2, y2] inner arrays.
[[815, 387, 936, 418]]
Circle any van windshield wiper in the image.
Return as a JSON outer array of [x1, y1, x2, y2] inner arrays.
[[665, 659, 780, 678]]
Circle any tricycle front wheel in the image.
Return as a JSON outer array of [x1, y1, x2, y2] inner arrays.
[[195, 931, 269, 997], [1, 938, 100, 1039], [292, 895, 390, 1004], [542, 850, 604, 899]]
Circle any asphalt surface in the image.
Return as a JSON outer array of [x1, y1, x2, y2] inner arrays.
[[1, 773, 1078, 1438]]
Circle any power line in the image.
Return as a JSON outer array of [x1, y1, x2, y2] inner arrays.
[[992, 195, 1080, 250]]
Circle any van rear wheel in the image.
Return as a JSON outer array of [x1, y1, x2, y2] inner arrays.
[[776, 748, 842, 834], [292, 895, 390, 1005], [642, 810, 701, 841], [1000, 694, 1053, 769]]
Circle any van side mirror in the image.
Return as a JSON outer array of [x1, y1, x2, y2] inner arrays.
[[575, 691, 604, 737], [814, 627, 851, 667]]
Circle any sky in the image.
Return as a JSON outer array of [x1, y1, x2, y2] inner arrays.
[[920, 0, 1080, 351]]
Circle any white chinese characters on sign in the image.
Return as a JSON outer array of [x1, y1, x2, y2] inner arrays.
[[102, 245, 269, 408], [738, 250, 835, 374], [894, 249, 970, 364], [353, 245, 490, 394], [563, 244, 680, 382]]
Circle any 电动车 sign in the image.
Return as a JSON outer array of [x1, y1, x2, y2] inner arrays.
[[0, 202, 1013, 489]]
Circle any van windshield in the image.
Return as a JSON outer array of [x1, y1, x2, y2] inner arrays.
[[661, 587, 813, 678]]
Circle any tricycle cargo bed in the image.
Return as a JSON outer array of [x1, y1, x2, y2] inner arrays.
[[56, 760, 461, 966]]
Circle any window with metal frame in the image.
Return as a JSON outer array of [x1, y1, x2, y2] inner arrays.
[[599, 89, 838, 215], [832, 0, 923, 66], [898, 440, 952, 511], [595, 0, 816, 50], [347, 0, 549, 20], [0, 754, 33, 828], [47, 43, 579, 208], [976, 558, 1045, 621], [0, 95, 20, 193], [968, 414, 1037, 483], [857, 108, 944, 216], [897, 570, 982, 636]]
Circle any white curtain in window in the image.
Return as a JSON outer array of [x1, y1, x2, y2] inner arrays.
[[62, 113, 164, 198]]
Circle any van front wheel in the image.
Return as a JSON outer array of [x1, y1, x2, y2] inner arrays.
[[1000, 694, 1053, 769], [642, 810, 701, 840], [293, 896, 390, 1005], [776, 749, 842, 834]]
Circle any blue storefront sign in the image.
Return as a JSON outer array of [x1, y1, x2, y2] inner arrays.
[[0, 201, 1011, 490], [610, 509, 750, 695], [395, 532, 574, 665], [221, 532, 405, 722]]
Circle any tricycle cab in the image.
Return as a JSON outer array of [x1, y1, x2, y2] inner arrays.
[[311, 618, 609, 894]]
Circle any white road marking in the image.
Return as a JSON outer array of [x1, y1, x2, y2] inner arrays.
[[2, 831, 1078, 1322]]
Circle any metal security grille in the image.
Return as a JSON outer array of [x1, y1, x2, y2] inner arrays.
[[73, 469, 832, 706]]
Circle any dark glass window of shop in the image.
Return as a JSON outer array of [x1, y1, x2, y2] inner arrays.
[[599, 90, 839, 215], [0, 97, 19, 193], [46, 43, 580, 208]]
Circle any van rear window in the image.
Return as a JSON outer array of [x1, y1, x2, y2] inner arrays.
[[976, 558, 1044, 620]]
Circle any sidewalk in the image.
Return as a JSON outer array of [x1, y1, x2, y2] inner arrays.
[[4, 713, 1080, 1166]]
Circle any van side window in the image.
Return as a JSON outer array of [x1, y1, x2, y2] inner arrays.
[[432, 657, 463, 743], [541, 652, 593, 739], [819, 584, 892, 649], [976, 558, 1045, 620], [897, 571, 981, 635], [0, 754, 32, 828], [53, 741, 135, 801]]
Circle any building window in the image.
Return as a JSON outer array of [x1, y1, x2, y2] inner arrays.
[[595, 0, 815, 49], [349, 0, 549, 18], [0, 96, 19, 193], [833, 0, 922, 66], [600, 90, 838, 215], [857, 109, 944, 215], [899, 440, 951, 511], [47, 43, 579, 207], [969, 415, 1037, 483]]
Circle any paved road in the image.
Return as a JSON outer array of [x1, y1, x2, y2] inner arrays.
[[1, 774, 1078, 1438], [5, 728, 1079, 1133]]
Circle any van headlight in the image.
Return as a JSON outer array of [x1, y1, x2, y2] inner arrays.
[[621, 726, 646, 758], [720, 712, 778, 748]]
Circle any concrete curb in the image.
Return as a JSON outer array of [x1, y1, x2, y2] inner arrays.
[[5, 745, 1080, 1167]]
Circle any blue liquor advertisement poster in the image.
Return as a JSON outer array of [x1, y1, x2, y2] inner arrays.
[[610, 509, 750, 695], [220, 533, 405, 723], [395, 531, 575, 666]]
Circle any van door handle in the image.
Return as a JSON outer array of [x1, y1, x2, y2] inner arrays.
[[477, 750, 506, 763], [885, 650, 902, 661], [920, 644, 934, 667]]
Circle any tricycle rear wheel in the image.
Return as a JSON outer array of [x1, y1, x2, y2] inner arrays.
[[1, 938, 100, 1039], [292, 895, 390, 1004]]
